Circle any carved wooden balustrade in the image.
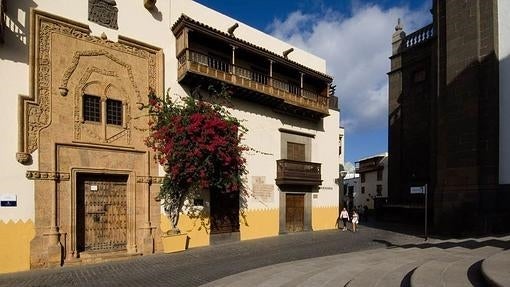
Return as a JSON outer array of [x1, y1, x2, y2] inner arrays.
[[276, 159, 322, 186], [177, 49, 330, 117]]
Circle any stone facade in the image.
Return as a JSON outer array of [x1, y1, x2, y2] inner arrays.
[[20, 10, 164, 268], [388, 0, 510, 235]]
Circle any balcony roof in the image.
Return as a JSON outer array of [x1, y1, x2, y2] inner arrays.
[[171, 14, 333, 82]]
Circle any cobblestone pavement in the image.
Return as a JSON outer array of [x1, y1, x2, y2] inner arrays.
[[0, 224, 426, 287]]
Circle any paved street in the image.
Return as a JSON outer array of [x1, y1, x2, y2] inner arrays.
[[0, 224, 426, 287]]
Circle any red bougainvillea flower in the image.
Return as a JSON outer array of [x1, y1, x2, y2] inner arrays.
[[144, 86, 248, 229]]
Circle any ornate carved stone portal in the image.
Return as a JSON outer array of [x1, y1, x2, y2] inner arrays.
[[21, 10, 164, 268], [88, 0, 118, 29]]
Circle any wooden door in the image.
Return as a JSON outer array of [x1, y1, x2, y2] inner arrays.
[[210, 191, 240, 234], [77, 174, 128, 252], [286, 194, 304, 232]]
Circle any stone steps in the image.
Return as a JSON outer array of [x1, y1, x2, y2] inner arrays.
[[200, 235, 510, 287], [481, 249, 510, 287]]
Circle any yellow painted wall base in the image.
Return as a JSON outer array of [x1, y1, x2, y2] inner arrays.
[[312, 207, 339, 231], [161, 234, 189, 253], [240, 209, 279, 241], [0, 220, 35, 274], [160, 214, 209, 248]]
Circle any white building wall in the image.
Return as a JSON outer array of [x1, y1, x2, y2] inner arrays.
[[1, 0, 338, 220], [339, 127, 345, 169], [499, 0, 510, 184], [354, 155, 388, 210], [314, 111, 341, 207]]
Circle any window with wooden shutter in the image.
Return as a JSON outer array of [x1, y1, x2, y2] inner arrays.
[[287, 142, 305, 161]]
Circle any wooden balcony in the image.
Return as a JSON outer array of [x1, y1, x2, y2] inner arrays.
[[275, 159, 322, 187], [355, 156, 385, 173], [177, 49, 330, 119]]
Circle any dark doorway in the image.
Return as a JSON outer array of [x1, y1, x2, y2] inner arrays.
[[210, 190, 240, 235]]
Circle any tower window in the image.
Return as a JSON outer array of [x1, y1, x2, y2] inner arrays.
[[83, 95, 101, 122]]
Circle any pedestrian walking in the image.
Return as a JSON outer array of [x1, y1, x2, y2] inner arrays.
[[351, 210, 359, 232], [339, 207, 350, 231]]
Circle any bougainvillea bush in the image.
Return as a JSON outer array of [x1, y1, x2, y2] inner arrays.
[[145, 87, 248, 233]]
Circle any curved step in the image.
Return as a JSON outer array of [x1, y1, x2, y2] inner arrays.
[[410, 252, 467, 287], [442, 246, 503, 287], [200, 250, 381, 287], [481, 249, 510, 287], [201, 248, 403, 287], [346, 247, 451, 287]]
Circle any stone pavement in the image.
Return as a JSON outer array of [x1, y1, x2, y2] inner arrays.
[[203, 234, 510, 287], [0, 224, 422, 287], [1, 224, 508, 287]]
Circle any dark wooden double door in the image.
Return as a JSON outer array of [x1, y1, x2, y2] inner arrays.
[[76, 174, 128, 253]]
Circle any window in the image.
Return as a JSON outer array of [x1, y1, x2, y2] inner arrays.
[[360, 173, 365, 183], [377, 170, 383, 181], [413, 69, 426, 83], [361, 186, 365, 194], [287, 142, 305, 161], [83, 95, 101, 122], [106, 99, 123, 125], [376, 185, 383, 197]]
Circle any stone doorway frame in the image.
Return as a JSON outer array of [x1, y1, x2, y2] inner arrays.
[[71, 169, 135, 259]]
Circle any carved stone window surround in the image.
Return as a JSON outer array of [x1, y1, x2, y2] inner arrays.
[[18, 10, 161, 164]]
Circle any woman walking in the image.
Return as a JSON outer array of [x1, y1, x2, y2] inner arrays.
[[351, 210, 359, 232], [339, 208, 350, 231]]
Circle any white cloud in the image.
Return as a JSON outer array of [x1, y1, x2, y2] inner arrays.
[[268, 3, 431, 132]]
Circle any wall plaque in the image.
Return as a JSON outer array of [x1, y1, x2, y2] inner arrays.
[[88, 0, 118, 30], [0, 194, 17, 207]]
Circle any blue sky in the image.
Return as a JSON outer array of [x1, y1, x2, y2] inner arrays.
[[195, 0, 432, 168]]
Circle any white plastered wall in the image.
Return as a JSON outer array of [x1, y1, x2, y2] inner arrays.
[[0, 0, 175, 222], [499, 0, 510, 184], [312, 111, 340, 207], [0, 0, 338, 220], [0, 2, 37, 222]]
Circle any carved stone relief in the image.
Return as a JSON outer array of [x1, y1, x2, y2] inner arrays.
[[21, 10, 164, 269], [88, 0, 118, 30], [18, 11, 160, 162], [26, 171, 70, 181], [136, 176, 165, 184]]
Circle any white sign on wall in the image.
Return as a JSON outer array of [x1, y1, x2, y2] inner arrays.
[[410, 186, 425, 194], [0, 194, 17, 207]]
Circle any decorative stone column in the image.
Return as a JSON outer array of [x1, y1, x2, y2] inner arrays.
[[26, 171, 69, 267]]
